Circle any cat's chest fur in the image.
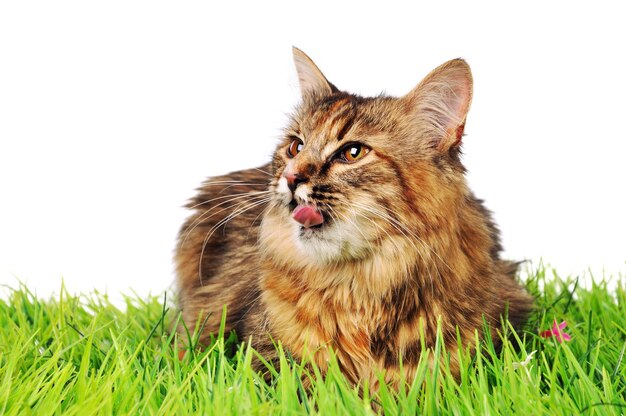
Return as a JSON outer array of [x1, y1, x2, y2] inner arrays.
[[260, 257, 395, 383], [258, 233, 451, 383]]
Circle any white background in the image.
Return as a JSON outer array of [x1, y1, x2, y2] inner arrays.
[[1, 1, 624, 304]]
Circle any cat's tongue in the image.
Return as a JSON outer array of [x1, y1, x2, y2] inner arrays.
[[292, 204, 324, 228]]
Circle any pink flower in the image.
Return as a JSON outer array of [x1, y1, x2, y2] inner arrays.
[[540, 320, 571, 342]]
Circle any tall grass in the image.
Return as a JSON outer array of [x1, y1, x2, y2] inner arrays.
[[1, 267, 625, 414]]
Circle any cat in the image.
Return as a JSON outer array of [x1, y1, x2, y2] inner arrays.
[[175, 47, 533, 386]]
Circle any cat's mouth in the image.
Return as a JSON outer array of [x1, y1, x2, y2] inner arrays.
[[288, 201, 325, 229]]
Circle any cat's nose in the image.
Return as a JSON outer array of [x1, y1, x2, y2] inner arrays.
[[285, 172, 308, 192]]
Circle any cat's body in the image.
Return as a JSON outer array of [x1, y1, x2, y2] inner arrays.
[[176, 48, 533, 385]]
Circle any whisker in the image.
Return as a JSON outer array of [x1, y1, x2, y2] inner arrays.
[[201, 180, 268, 185], [188, 190, 271, 210], [252, 167, 272, 176], [246, 204, 269, 241], [349, 202, 446, 290], [183, 194, 265, 253], [351, 201, 452, 273], [182, 191, 271, 247], [349, 207, 428, 286], [196, 196, 272, 283], [185, 193, 270, 241], [347, 208, 404, 260], [212, 183, 269, 195], [198, 197, 272, 283]]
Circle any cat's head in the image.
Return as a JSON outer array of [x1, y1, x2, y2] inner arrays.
[[261, 47, 473, 266]]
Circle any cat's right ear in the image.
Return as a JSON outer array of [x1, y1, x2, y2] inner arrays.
[[292, 47, 334, 98]]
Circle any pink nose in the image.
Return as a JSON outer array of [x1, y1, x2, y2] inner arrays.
[[292, 205, 324, 228], [284, 173, 296, 186], [284, 172, 306, 192]]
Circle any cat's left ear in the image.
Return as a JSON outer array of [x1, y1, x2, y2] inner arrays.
[[402, 59, 473, 152], [292, 47, 335, 98]]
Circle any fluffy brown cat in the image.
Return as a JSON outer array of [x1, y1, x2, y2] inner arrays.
[[175, 47, 533, 386]]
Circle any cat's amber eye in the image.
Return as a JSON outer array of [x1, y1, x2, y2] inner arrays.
[[287, 138, 303, 158], [341, 144, 370, 163]]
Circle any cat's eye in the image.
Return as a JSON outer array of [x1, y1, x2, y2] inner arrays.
[[340, 144, 370, 163], [287, 138, 303, 158]]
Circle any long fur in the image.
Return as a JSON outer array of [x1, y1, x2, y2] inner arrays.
[[175, 50, 533, 387]]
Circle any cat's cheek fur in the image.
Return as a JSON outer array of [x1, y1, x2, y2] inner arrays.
[[260, 211, 311, 269]]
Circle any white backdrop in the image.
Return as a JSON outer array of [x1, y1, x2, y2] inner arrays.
[[1, 1, 624, 303]]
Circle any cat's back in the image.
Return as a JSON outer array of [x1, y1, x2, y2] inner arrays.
[[175, 164, 271, 341]]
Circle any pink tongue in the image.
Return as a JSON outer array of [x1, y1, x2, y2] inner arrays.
[[292, 205, 324, 228]]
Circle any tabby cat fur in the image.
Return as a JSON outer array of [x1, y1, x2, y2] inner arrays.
[[175, 47, 533, 387]]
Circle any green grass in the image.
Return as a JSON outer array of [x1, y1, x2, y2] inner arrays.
[[1, 267, 625, 415]]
